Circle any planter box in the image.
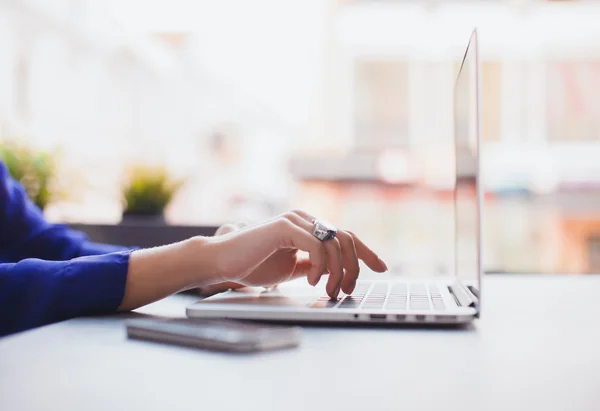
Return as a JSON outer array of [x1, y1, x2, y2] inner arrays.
[[69, 223, 218, 248]]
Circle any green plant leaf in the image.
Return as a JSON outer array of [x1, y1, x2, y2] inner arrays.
[[0, 140, 57, 210], [122, 164, 184, 216]]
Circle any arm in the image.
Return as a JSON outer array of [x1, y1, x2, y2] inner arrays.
[[1, 156, 385, 335], [0, 161, 219, 335], [0, 252, 131, 336], [1, 212, 386, 336], [120, 211, 386, 311], [0, 162, 128, 263], [0, 236, 221, 336], [118, 237, 216, 311]]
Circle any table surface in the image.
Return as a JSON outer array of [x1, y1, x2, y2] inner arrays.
[[2, 275, 600, 411]]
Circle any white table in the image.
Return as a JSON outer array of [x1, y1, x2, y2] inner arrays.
[[2, 275, 600, 411]]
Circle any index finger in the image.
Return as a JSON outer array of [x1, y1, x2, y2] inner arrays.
[[274, 219, 327, 285], [347, 231, 388, 273]]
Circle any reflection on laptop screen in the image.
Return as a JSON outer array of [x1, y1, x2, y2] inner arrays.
[[454, 30, 481, 296]]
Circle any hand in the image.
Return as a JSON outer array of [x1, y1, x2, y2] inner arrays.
[[202, 210, 388, 299]]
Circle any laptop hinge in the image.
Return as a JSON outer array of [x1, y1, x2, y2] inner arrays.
[[448, 281, 477, 309]]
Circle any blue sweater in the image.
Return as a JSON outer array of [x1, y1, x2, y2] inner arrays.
[[0, 161, 132, 336]]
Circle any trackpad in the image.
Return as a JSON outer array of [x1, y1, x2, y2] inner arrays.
[[199, 286, 322, 308]]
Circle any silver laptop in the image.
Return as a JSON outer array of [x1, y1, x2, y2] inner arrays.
[[187, 29, 482, 325]]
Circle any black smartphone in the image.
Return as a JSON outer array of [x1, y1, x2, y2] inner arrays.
[[125, 318, 301, 353]]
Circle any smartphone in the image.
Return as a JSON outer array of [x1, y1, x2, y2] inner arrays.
[[125, 318, 301, 353]]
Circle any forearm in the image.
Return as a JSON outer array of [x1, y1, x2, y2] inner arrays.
[[0, 253, 131, 336], [118, 236, 220, 311], [0, 237, 219, 336]]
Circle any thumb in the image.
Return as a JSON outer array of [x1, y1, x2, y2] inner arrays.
[[197, 281, 244, 297], [291, 258, 326, 285]]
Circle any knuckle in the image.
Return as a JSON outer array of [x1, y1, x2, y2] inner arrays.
[[215, 223, 237, 236], [290, 209, 306, 216], [282, 211, 299, 223], [276, 217, 295, 230], [337, 230, 353, 244]]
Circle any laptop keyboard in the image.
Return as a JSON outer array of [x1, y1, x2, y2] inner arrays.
[[309, 282, 446, 311]]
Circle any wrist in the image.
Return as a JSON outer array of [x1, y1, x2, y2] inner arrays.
[[120, 236, 222, 310], [185, 236, 227, 286]]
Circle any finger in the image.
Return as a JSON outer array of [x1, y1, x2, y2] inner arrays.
[[348, 231, 388, 273], [197, 281, 243, 297], [292, 256, 327, 284], [282, 212, 328, 284], [336, 231, 360, 294], [291, 208, 387, 273], [295, 210, 360, 294], [289, 210, 379, 282], [282, 211, 314, 232], [290, 209, 385, 273], [323, 238, 343, 299], [272, 218, 326, 286], [290, 259, 314, 280], [215, 223, 238, 236], [289, 209, 317, 224]]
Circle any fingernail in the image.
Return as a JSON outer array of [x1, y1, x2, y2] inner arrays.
[[378, 257, 388, 272]]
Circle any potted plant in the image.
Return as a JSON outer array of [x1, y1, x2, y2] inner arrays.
[[70, 160, 212, 246], [0, 141, 58, 211], [121, 163, 184, 224]]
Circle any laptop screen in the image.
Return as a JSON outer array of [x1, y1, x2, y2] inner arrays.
[[453, 30, 482, 303]]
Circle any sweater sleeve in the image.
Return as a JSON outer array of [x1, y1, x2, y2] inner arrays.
[[0, 250, 132, 337], [0, 161, 130, 262]]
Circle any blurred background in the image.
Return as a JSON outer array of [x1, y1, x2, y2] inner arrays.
[[1, 0, 599, 275]]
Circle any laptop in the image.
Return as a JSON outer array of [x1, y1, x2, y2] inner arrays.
[[187, 29, 482, 325]]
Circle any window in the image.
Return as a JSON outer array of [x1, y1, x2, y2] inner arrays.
[[481, 62, 501, 142], [353, 60, 409, 149], [547, 61, 600, 141]]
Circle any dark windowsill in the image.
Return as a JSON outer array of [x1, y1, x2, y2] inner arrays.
[[68, 223, 219, 249]]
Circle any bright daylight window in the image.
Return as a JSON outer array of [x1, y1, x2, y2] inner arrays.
[[1, 0, 600, 274]]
